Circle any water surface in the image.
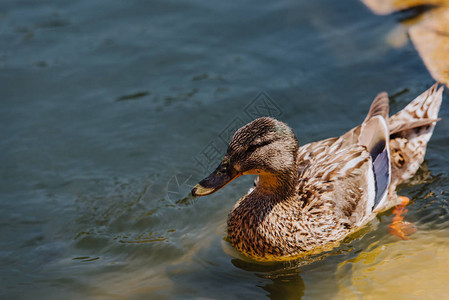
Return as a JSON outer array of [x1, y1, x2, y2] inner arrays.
[[1, 0, 448, 299]]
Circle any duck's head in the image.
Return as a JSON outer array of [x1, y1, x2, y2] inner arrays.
[[192, 117, 299, 196]]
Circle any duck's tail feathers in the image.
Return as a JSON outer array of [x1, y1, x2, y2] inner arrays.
[[388, 84, 443, 187], [364, 92, 389, 122]]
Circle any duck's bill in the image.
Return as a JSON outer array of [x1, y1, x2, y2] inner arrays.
[[191, 160, 240, 196]]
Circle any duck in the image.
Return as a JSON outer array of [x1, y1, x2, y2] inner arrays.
[[191, 84, 444, 261]]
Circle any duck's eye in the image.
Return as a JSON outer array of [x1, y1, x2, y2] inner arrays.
[[247, 141, 271, 153]]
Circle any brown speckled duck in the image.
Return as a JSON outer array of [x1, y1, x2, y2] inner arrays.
[[192, 84, 443, 261]]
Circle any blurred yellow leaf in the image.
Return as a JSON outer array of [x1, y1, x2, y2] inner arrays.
[[385, 25, 409, 48], [361, 0, 449, 87], [360, 0, 446, 15], [409, 6, 449, 87]]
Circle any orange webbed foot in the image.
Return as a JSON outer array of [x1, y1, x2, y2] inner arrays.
[[388, 196, 417, 240]]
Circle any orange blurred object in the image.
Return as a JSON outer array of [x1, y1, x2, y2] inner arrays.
[[388, 196, 417, 239]]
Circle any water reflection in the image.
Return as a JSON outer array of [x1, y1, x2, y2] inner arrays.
[[336, 230, 449, 299], [259, 272, 306, 299], [1, 0, 448, 298], [228, 240, 356, 299], [229, 258, 307, 299]]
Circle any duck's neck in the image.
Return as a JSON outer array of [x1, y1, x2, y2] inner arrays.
[[255, 170, 298, 201]]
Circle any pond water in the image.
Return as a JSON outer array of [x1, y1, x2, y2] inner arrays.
[[1, 0, 449, 299]]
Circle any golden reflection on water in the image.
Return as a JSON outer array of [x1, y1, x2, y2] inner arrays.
[[336, 229, 449, 299]]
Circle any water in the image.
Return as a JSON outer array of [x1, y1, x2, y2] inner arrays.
[[1, 0, 448, 299]]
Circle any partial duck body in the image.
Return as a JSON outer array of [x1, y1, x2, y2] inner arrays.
[[192, 84, 443, 261]]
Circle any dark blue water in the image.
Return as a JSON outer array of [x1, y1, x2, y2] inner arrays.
[[1, 0, 448, 299]]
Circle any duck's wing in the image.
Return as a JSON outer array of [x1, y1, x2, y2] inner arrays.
[[297, 137, 383, 230], [296, 93, 394, 229], [297, 137, 374, 230], [296, 91, 391, 227], [341, 92, 392, 212]]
